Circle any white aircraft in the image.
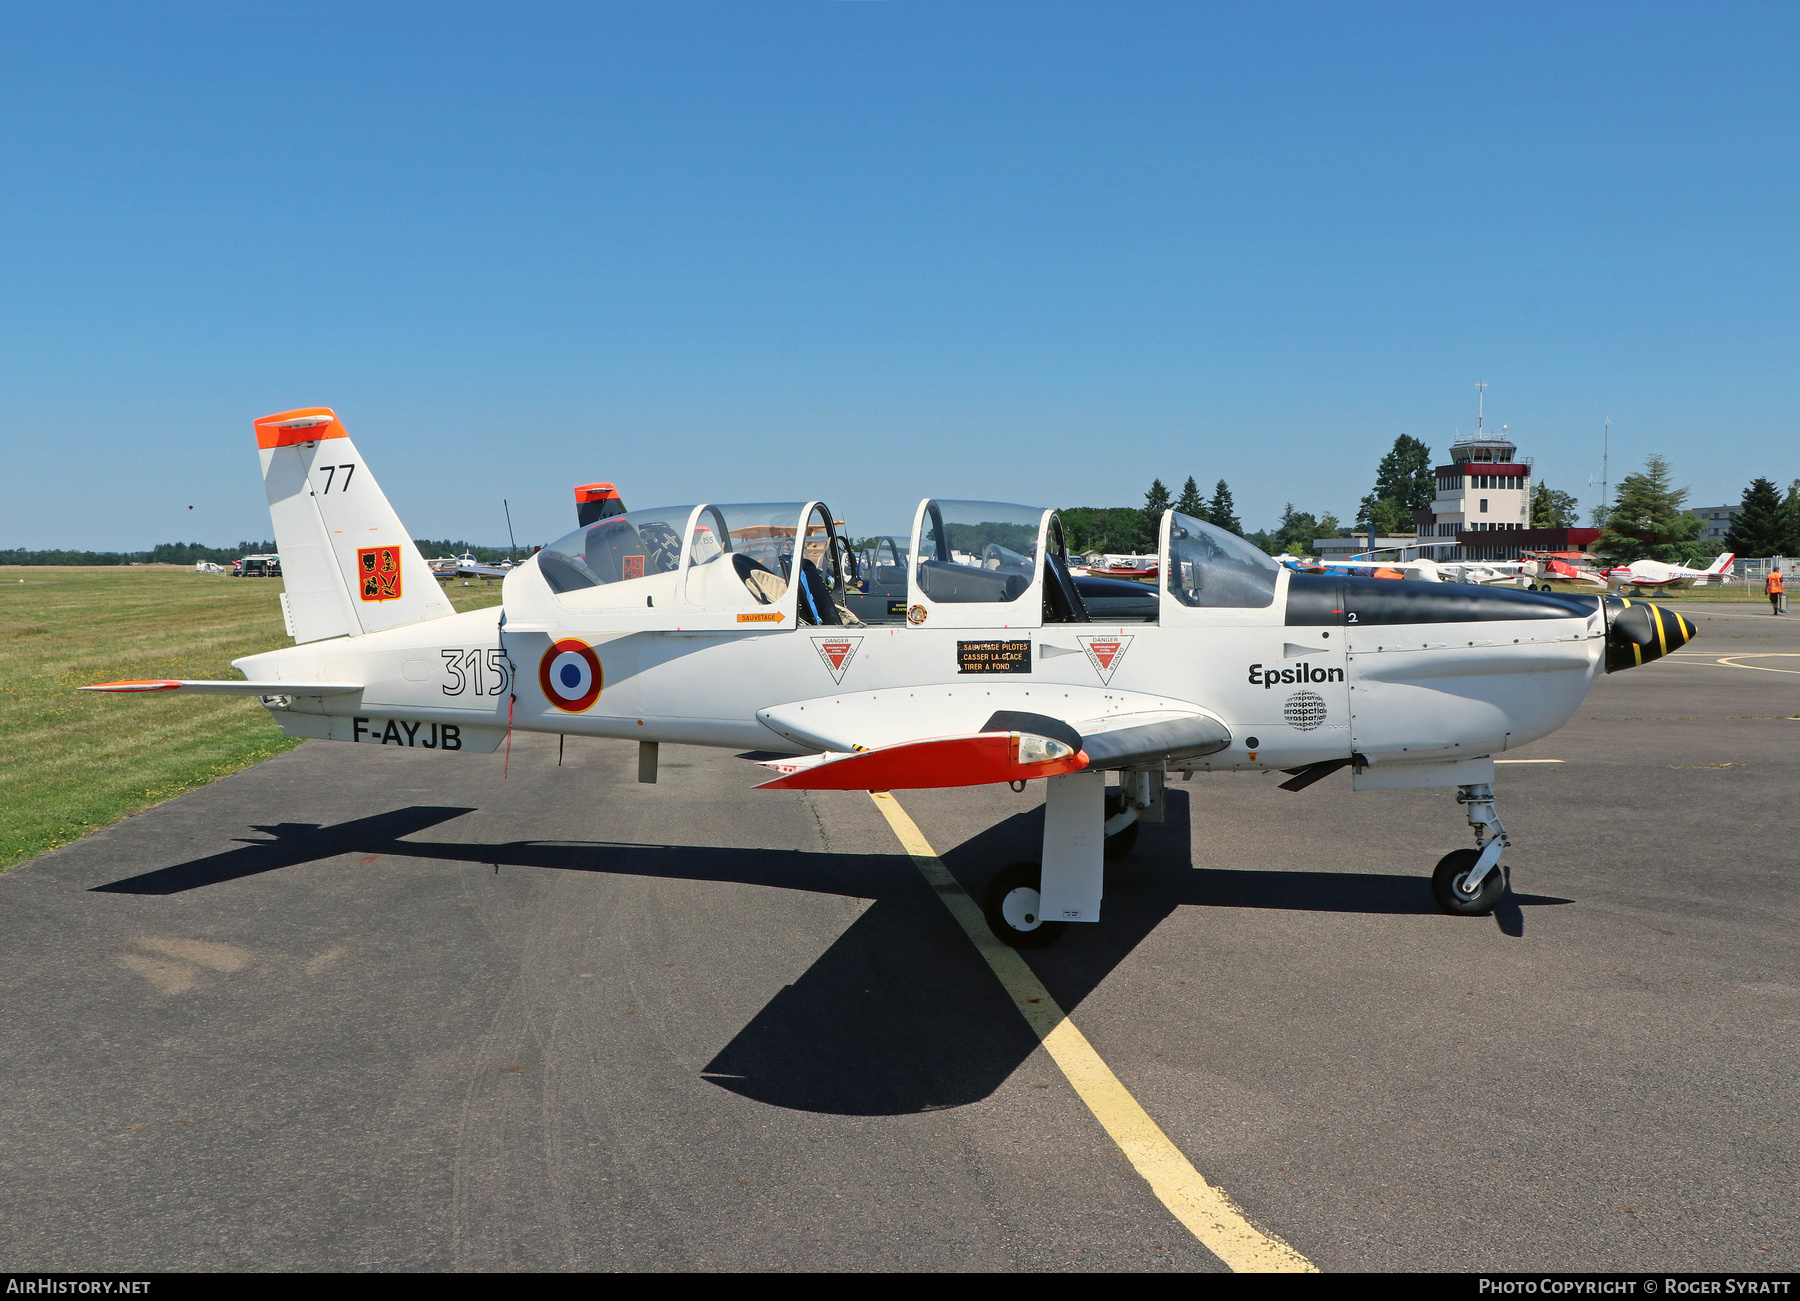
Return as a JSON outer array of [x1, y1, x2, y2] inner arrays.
[[1607, 553, 1734, 595], [85, 407, 1698, 946], [1076, 553, 1159, 579]]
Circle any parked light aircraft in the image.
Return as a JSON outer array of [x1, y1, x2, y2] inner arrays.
[[85, 408, 1698, 947], [1077, 553, 1159, 579], [1607, 553, 1733, 595], [1519, 555, 1609, 594]]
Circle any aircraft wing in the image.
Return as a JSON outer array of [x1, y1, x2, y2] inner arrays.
[[457, 560, 512, 579], [81, 679, 362, 696], [753, 686, 1230, 790]]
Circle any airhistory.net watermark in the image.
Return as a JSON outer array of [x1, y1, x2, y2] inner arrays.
[[5, 1283, 151, 1295]]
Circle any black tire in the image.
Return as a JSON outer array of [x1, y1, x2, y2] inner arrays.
[[1103, 792, 1139, 860], [982, 861, 1068, 948], [1431, 848, 1505, 916]]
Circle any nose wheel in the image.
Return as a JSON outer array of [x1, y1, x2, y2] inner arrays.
[[982, 861, 1068, 948], [1432, 848, 1505, 914], [1433, 781, 1510, 916]]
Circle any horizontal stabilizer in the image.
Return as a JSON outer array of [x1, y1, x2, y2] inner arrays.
[[756, 731, 1086, 791], [81, 679, 362, 696]]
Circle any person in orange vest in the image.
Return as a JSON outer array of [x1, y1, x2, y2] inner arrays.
[[1767, 566, 1784, 615]]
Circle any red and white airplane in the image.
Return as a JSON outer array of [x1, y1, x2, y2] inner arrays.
[[1607, 553, 1733, 595], [84, 408, 1698, 946], [1519, 555, 1610, 594]]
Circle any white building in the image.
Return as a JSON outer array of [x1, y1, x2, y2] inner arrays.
[[1422, 430, 1531, 540]]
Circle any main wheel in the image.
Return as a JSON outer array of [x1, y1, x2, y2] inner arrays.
[[1102, 792, 1139, 860], [1431, 848, 1505, 916], [982, 861, 1068, 948]]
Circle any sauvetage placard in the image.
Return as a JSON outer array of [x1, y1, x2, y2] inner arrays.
[[957, 639, 1032, 674]]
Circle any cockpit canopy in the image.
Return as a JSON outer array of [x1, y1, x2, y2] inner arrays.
[[533, 500, 856, 628], [1163, 512, 1278, 608], [538, 505, 692, 594], [915, 499, 1046, 604]]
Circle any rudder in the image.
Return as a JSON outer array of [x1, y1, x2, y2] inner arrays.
[[255, 407, 454, 643]]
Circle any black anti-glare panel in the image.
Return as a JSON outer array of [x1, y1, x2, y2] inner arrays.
[[1284, 571, 1595, 626]]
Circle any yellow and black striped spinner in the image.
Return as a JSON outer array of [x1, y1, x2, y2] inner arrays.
[[1605, 598, 1698, 673]]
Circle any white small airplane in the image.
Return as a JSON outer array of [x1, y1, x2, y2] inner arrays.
[[427, 552, 514, 581], [84, 407, 1698, 946], [1607, 553, 1734, 595]]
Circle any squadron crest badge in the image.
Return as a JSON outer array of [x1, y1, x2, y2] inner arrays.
[[1076, 633, 1133, 685], [812, 635, 863, 685], [356, 545, 403, 602]]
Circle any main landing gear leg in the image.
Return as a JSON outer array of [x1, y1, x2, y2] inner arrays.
[[982, 771, 1105, 948], [1432, 781, 1510, 915]]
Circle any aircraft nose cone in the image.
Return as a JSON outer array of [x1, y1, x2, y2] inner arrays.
[[1606, 599, 1697, 672]]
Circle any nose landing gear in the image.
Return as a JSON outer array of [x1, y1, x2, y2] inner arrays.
[[1433, 781, 1510, 915]]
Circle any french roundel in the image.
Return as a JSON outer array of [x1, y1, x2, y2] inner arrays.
[[539, 639, 603, 712]]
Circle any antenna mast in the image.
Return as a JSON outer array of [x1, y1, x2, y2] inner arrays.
[[1476, 379, 1486, 433], [504, 499, 518, 563], [1600, 417, 1610, 526]]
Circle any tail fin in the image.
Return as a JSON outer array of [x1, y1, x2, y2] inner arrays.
[[1706, 552, 1735, 575], [255, 407, 454, 643], [575, 482, 626, 527]]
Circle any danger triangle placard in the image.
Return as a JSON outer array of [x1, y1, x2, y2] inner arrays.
[[812, 636, 863, 685], [1076, 633, 1133, 685]]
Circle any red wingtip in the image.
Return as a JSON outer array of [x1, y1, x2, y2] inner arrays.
[[82, 679, 183, 692]]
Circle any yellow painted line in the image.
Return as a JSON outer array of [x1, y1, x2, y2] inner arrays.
[[1716, 653, 1800, 675], [867, 790, 1317, 1274]]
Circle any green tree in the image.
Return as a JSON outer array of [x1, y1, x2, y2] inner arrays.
[[1374, 435, 1435, 512], [1530, 484, 1581, 528], [1058, 506, 1153, 555], [1355, 493, 1411, 537], [1143, 478, 1171, 540], [1317, 512, 1344, 540], [1205, 480, 1241, 535], [1175, 476, 1207, 517], [1595, 455, 1706, 565], [1724, 478, 1800, 557], [1269, 505, 1321, 556]]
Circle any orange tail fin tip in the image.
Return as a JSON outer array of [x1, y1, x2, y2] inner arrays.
[[254, 407, 348, 449]]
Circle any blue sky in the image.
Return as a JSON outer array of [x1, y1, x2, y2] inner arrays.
[[3, 2, 1795, 549]]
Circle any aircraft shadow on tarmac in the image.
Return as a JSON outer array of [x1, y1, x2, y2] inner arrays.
[[92, 792, 1566, 1116]]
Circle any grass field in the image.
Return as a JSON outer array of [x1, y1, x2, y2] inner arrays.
[[0, 567, 502, 872]]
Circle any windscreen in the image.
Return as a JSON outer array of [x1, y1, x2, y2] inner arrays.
[[537, 506, 694, 594], [917, 501, 1044, 604], [1164, 512, 1279, 608]]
